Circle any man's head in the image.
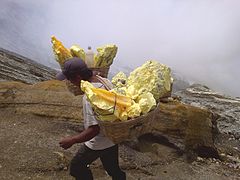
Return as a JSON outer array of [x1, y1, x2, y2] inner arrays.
[[58, 57, 93, 85]]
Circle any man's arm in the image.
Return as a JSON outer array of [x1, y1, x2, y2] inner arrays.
[[59, 125, 100, 149]]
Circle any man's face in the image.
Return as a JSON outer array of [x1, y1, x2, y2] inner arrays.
[[68, 75, 82, 86]]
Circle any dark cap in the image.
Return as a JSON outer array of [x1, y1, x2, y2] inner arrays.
[[61, 57, 93, 80]]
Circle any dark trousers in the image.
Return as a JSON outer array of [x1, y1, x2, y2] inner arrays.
[[70, 144, 126, 180]]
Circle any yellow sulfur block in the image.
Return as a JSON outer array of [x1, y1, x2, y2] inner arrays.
[[94, 44, 118, 68], [51, 36, 72, 68], [70, 45, 86, 61]]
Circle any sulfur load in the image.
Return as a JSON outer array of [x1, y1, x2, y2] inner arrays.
[[51, 35, 118, 70], [51, 36, 72, 68], [94, 44, 118, 68], [81, 60, 173, 122]]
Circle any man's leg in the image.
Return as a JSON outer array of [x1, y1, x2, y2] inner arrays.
[[100, 145, 126, 180], [70, 144, 100, 180]]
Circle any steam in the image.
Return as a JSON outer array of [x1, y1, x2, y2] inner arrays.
[[0, 0, 240, 96]]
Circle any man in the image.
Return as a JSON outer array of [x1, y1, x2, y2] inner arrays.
[[57, 57, 126, 180]]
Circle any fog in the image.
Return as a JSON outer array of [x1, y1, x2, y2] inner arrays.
[[0, 0, 240, 97]]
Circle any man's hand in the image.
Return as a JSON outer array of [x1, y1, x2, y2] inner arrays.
[[59, 137, 76, 150], [59, 125, 100, 150]]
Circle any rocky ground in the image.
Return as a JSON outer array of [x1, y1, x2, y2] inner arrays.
[[0, 49, 239, 179], [1, 108, 239, 180]]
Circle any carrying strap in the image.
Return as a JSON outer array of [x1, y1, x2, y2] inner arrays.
[[96, 75, 113, 91]]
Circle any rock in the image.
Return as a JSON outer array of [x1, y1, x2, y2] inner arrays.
[[0, 80, 84, 123], [171, 71, 190, 93], [175, 84, 240, 140], [175, 84, 240, 159], [53, 151, 70, 171], [0, 48, 57, 84], [197, 157, 203, 162], [153, 100, 219, 157]]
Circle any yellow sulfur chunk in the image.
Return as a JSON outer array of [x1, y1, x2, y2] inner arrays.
[[96, 114, 119, 121], [51, 36, 72, 68], [126, 85, 140, 100], [118, 111, 128, 121], [111, 87, 127, 96], [111, 72, 127, 88], [94, 44, 118, 68], [137, 92, 156, 114], [127, 60, 173, 100], [126, 102, 141, 119], [70, 45, 86, 61]]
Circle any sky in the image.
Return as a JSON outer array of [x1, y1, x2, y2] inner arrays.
[[0, 0, 240, 97]]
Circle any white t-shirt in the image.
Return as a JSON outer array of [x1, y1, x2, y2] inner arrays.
[[83, 83, 115, 150]]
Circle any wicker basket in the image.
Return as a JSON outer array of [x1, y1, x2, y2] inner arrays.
[[96, 103, 159, 144], [90, 67, 110, 78]]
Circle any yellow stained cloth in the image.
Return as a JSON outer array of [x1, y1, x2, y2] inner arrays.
[[91, 88, 132, 107], [81, 80, 131, 121]]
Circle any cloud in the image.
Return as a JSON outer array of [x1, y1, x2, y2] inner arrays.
[[0, 0, 240, 96]]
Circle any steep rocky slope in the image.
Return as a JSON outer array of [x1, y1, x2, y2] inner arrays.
[[176, 84, 240, 140], [0, 48, 57, 84]]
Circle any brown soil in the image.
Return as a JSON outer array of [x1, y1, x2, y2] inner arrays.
[[0, 109, 239, 180]]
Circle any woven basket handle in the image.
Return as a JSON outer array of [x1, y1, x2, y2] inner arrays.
[[96, 75, 113, 91]]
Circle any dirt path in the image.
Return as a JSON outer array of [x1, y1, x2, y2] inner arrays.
[[0, 109, 239, 180]]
